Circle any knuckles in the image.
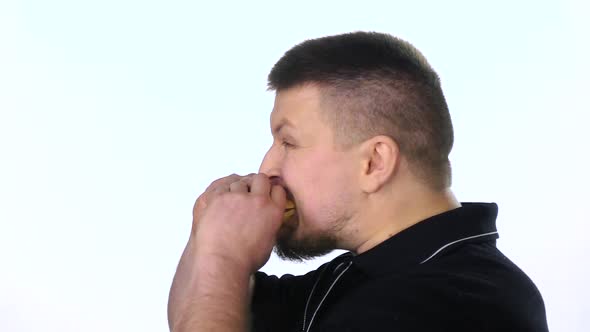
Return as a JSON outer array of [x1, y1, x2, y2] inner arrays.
[[208, 191, 276, 212], [206, 173, 240, 188], [195, 173, 278, 218]]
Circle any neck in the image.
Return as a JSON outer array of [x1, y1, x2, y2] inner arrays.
[[352, 186, 461, 255]]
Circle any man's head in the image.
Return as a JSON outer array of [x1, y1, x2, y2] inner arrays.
[[259, 32, 455, 261]]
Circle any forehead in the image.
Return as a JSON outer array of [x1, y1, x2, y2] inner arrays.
[[270, 85, 324, 134]]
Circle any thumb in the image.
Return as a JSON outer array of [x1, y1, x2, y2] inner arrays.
[[270, 184, 287, 209]]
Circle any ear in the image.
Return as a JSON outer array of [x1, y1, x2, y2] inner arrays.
[[358, 135, 400, 193]]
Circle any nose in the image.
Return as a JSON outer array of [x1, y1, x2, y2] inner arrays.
[[269, 176, 282, 187], [259, 145, 279, 177], [259, 146, 286, 189]]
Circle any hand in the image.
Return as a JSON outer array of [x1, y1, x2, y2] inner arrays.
[[192, 173, 287, 273], [168, 173, 286, 331]]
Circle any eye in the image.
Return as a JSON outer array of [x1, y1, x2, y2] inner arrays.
[[281, 140, 295, 149]]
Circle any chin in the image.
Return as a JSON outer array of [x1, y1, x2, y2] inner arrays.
[[274, 222, 338, 262]]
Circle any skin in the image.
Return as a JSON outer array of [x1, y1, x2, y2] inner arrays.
[[167, 83, 461, 331]]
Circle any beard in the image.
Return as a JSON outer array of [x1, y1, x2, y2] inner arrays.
[[273, 214, 343, 262]]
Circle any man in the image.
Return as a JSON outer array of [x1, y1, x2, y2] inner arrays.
[[168, 32, 548, 331]]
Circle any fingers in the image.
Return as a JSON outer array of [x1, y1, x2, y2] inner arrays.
[[250, 174, 270, 195], [270, 184, 287, 208], [206, 174, 241, 192], [207, 174, 252, 193], [247, 175, 286, 210], [196, 174, 244, 212], [229, 180, 250, 193], [206, 173, 280, 198]]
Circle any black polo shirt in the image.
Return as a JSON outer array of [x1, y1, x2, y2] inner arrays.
[[251, 202, 548, 331]]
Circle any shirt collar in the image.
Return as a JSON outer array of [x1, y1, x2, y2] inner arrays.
[[349, 202, 499, 277]]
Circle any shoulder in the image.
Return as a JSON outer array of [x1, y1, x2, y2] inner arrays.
[[349, 242, 548, 330]]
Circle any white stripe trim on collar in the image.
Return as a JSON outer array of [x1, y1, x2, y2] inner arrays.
[[420, 231, 499, 264]]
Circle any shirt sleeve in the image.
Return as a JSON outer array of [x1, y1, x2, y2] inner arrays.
[[250, 269, 320, 332]]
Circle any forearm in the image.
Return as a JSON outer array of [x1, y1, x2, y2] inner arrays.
[[168, 239, 252, 332]]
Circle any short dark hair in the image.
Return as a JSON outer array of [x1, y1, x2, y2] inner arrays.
[[268, 31, 454, 190]]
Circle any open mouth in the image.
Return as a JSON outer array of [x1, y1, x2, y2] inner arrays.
[[283, 199, 296, 220], [285, 199, 295, 209]]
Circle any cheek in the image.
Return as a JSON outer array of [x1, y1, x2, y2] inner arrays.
[[293, 153, 355, 226]]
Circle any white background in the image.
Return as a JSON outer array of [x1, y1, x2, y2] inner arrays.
[[1, 0, 588, 331]]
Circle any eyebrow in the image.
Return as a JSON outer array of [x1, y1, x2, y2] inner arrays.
[[271, 118, 296, 136]]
